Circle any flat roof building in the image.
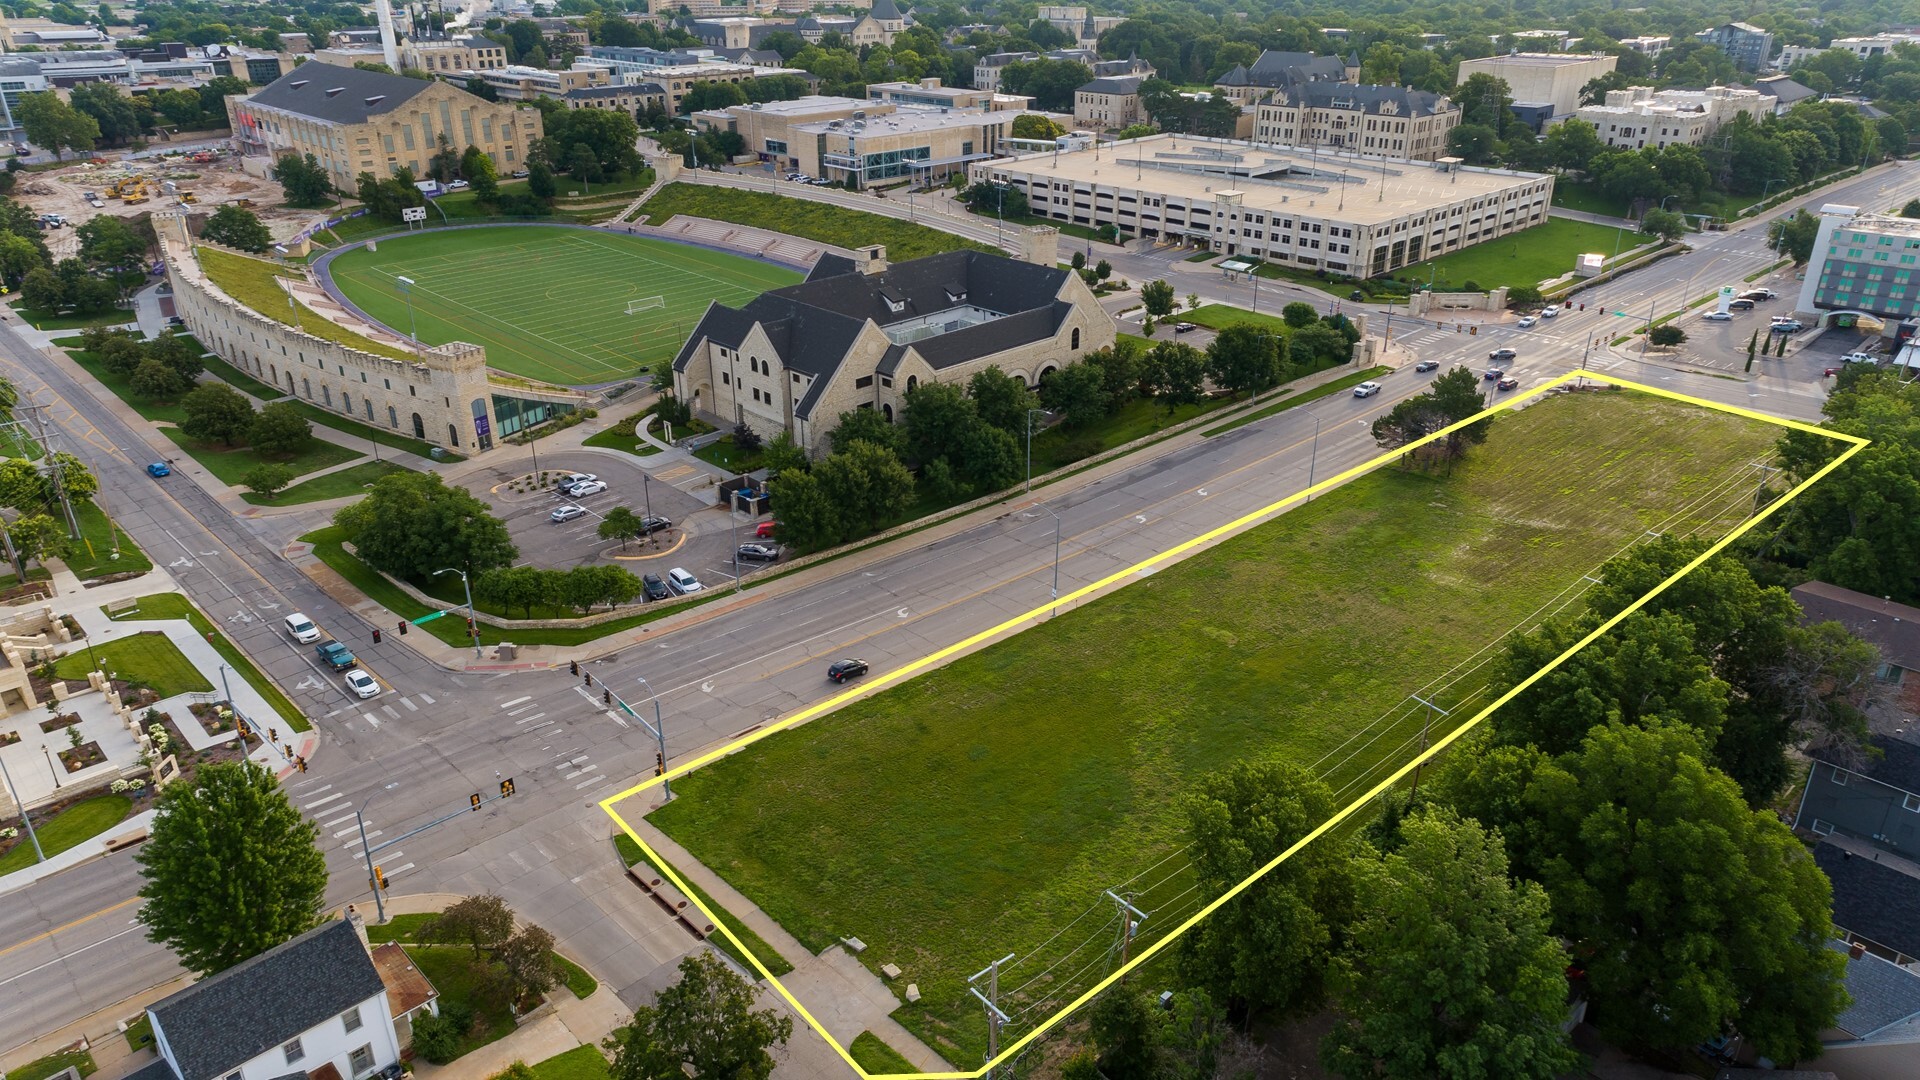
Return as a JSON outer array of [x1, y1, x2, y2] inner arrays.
[[972, 134, 1553, 280], [694, 95, 1016, 185], [1454, 52, 1618, 121], [866, 78, 1029, 111], [1575, 85, 1769, 149], [1798, 204, 1920, 332]]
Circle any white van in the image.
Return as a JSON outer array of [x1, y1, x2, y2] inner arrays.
[[284, 613, 321, 643]]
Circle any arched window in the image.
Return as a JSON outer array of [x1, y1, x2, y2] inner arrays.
[[907, 375, 918, 393], [882, 403, 893, 423], [1071, 327, 1080, 349]]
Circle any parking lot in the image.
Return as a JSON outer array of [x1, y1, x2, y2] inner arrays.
[[479, 452, 784, 597]]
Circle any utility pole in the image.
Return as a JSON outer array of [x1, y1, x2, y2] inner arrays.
[[1751, 462, 1781, 511], [1105, 889, 1148, 973], [969, 953, 1015, 1079], [19, 404, 80, 539], [1408, 694, 1452, 797], [0, 751, 44, 864]]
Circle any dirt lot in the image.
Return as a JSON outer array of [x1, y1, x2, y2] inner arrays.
[[13, 146, 320, 256]]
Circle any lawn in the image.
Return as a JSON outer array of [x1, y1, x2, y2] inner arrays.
[[3, 1050, 96, 1080], [67, 501, 153, 579], [240, 460, 412, 505], [1550, 180, 1632, 219], [691, 434, 764, 474], [1201, 367, 1391, 437], [9, 301, 133, 331], [1407, 217, 1641, 292], [62, 348, 190, 425], [124, 1014, 154, 1053], [1028, 393, 1232, 474], [198, 349, 291, 402], [365, 910, 595, 996], [527, 1046, 610, 1080], [405, 945, 518, 1058], [1179, 303, 1297, 334], [196, 247, 415, 363], [644, 391, 1780, 1058], [554, 953, 598, 998], [159, 427, 362, 487], [850, 1032, 917, 1075], [580, 407, 664, 456], [637, 182, 996, 263], [279, 399, 450, 462], [0, 795, 133, 875], [53, 630, 212, 698], [325, 224, 800, 386], [104, 592, 309, 732]]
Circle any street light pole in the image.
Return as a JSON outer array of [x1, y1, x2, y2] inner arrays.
[[41, 744, 61, 788], [1025, 406, 1046, 494], [433, 567, 481, 658], [642, 471, 656, 547], [1031, 502, 1062, 616], [635, 674, 670, 800], [0, 752, 45, 864], [355, 792, 386, 923]]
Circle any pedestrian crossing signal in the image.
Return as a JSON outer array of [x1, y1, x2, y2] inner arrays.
[[374, 865, 387, 890]]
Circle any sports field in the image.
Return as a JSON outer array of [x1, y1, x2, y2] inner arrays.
[[636, 390, 1785, 1062], [324, 225, 801, 385]]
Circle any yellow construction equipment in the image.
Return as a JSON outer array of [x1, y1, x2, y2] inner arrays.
[[177, 190, 197, 204], [108, 176, 150, 200]]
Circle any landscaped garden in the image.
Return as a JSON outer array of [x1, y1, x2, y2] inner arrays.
[[638, 390, 1780, 1059], [104, 593, 308, 733], [51, 631, 211, 699], [0, 794, 133, 875]]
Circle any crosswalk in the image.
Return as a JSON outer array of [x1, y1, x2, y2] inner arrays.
[[499, 692, 616, 793], [291, 781, 415, 884], [323, 691, 434, 729]]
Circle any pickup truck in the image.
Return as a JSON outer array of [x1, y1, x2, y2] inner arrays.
[[315, 640, 358, 670]]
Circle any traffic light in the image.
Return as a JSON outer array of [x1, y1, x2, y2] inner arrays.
[[397, 619, 408, 636], [296, 755, 307, 773], [467, 618, 477, 636], [372, 628, 382, 644], [570, 660, 579, 677], [469, 792, 482, 812], [500, 776, 515, 798], [584, 671, 593, 688], [268, 727, 277, 745], [655, 751, 665, 777], [374, 865, 388, 891], [603, 688, 612, 706]]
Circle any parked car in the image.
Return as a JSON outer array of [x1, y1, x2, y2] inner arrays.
[[145, 461, 171, 478], [446, 179, 470, 191], [1702, 311, 1733, 321], [344, 669, 380, 699], [1770, 320, 1804, 333], [737, 542, 781, 562], [666, 567, 703, 594], [1841, 351, 1878, 364], [1540, 304, 1560, 317], [165, 315, 185, 327], [510, 169, 529, 179], [1414, 359, 1439, 372], [1728, 298, 1756, 311], [284, 613, 321, 643], [1489, 348, 1517, 362], [550, 504, 587, 523], [1352, 381, 1382, 398], [827, 658, 870, 683], [557, 472, 598, 488], [565, 479, 608, 497], [1740, 288, 1777, 301], [1173, 322, 1198, 333], [641, 573, 671, 601], [754, 521, 776, 539], [1516, 315, 1538, 328], [315, 640, 358, 671], [1497, 377, 1520, 391], [639, 515, 672, 535]]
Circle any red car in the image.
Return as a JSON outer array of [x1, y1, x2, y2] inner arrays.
[[754, 521, 776, 539]]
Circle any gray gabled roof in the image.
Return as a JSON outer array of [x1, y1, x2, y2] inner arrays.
[[1827, 938, 1920, 1039], [1268, 82, 1454, 117], [1791, 580, 1920, 674], [1815, 841, 1920, 960], [1079, 75, 1145, 96], [244, 64, 433, 124], [1755, 75, 1817, 104], [149, 920, 386, 1080], [1240, 50, 1348, 88], [1815, 730, 1920, 794], [871, 0, 904, 21]]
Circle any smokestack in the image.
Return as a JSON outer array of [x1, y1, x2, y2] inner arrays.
[[374, 0, 402, 73]]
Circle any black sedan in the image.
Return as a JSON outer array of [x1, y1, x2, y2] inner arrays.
[[641, 573, 671, 602], [827, 658, 870, 683], [737, 542, 782, 562], [1414, 359, 1439, 372], [639, 515, 672, 535]]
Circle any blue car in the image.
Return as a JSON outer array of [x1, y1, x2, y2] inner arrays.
[[146, 462, 170, 478]]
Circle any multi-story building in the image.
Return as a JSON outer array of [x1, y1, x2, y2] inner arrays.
[[1074, 75, 1145, 130], [198, 44, 301, 85], [227, 65, 543, 191], [1618, 35, 1670, 58], [585, 46, 809, 111], [532, 18, 591, 47], [0, 57, 51, 142], [1799, 204, 1920, 331], [867, 78, 1030, 111], [1035, 6, 1126, 47], [1509, 29, 1572, 51], [674, 240, 1112, 455], [1574, 85, 1769, 149], [974, 51, 1036, 92], [694, 95, 1016, 186], [475, 63, 612, 102], [1697, 22, 1776, 71], [973, 134, 1554, 280], [564, 82, 668, 114], [1753, 74, 1818, 115], [1213, 50, 1352, 106], [312, 46, 392, 69], [399, 34, 508, 75], [1454, 52, 1618, 121], [1821, 34, 1920, 59], [1252, 83, 1461, 160]]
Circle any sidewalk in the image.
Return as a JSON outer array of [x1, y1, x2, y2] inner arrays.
[[0, 973, 194, 1080]]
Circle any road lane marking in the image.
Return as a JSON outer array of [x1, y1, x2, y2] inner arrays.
[[304, 792, 343, 810], [0, 897, 140, 961]]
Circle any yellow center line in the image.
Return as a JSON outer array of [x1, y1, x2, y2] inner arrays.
[[0, 896, 139, 960]]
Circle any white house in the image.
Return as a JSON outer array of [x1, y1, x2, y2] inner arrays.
[[133, 918, 435, 1080]]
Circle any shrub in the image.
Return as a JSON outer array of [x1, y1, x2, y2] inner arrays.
[[411, 1010, 462, 1064]]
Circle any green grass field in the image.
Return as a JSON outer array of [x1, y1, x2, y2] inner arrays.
[[53, 630, 213, 698], [1409, 217, 1641, 292], [0, 795, 132, 875], [239, 460, 410, 505], [644, 391, 1779, 1059], [326, 225, 800, 386], [637, 182, 995, 262], [105, 592, 310, 732]]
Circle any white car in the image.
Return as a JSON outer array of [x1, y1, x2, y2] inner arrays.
[[667, 567, 704, 594], [565, 480, 608, 497], [550, 504, 587, 523], [558, 472, 597, 488], [284, 613, 321, 643], [1702, 311, 1733, 321], [344, 669, 380, 699], [446, 179, 470, 191], [1841, 351, 1878, 364], [1516, 315, 1538, 328], [1352, 381, 1382, 398], [1540, 305, 1560, 318]]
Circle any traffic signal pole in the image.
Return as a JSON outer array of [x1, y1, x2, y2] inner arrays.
[[575, 665, 671, 800], [356, 783, 516, 923]]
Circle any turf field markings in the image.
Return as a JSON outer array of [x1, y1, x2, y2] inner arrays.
[[342, 262, 627, 377]]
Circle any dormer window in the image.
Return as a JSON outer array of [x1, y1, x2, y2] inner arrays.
[[325, 87, 345, 97], [365, 95, 386, 106], [290, 79, 309, 89]]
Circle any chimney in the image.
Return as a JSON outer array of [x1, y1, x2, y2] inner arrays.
[[1849, 941, 1867, 960], [345, 904, 371, 951], [856, 245, 888, 275]]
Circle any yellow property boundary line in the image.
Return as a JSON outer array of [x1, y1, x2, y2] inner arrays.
[[602, 369, 1866, 1078]]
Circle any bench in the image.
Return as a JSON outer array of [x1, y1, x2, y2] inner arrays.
[[627, 866, 716, 939], [104, 830, 149, 853]]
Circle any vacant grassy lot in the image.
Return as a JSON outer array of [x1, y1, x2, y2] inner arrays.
[[0, 794, 132, 875], [327, 224, 798, 384], [160, 428, 362, 486], [104, 592, 309, 732], [646, 391, 1779, 1059], [68, 501, 153, 579], [637, 182, 996, 262], [54, 630, 212, 698], [1410, 217, 1641, 291], [240, 460, 411, 505]]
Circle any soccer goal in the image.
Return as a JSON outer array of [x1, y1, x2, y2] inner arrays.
[[626, 296, 666, 315]]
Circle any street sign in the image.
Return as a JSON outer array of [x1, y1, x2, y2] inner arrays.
[[410, 610, 451, 625]]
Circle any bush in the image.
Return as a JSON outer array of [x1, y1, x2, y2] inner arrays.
[[411, 1010, 462, 1064]]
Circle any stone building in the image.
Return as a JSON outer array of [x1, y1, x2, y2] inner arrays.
[[1252, 83, 1461, 160]]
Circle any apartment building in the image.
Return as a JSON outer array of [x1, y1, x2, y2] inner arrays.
[[973, 134, 1553, 280], [399, 34, 508, 75], [1454, 52, 1618, 120], [1074, 75, 1145, 130], [228, 65, 543, 190], [1697, 22, 1776, 71], [1575, 85, 1770, 149], [1253, 83, 1461, 160], [474, 63, 611, 102], [1213, 50, 1353, 106], [1798, 204, 1920, 328], [1619, 35, 1670, 57]]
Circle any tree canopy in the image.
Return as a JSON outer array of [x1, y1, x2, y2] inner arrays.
[[333, 471, 518, 580]]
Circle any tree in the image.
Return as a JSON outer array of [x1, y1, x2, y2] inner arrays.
[[130, 357, 189, 400], [1037, 361, 1107, 429], [77, 216, 146, 293], [465, 76, 501, 102], [1769, 208, 1820, 264], [332, 471, 518, 580], [814, 439, 914, 531], [8, 513, 70, 569], [598, 506, 643, 549], [1140, 279, 1175, 318], [1904, 197, 1920, 219], [1638, 207, 1687, 242], [70, 82, 148, 146], [271, 153, 334, 207], [0, 457, 49, 511], [1179, 759, 1351, 1016], [826, 406, 901, 456], [135, 760, 327, 976], [497, 924, 561, 1002], [1438, 723, 1848, 1060], [902, 381, 978, 466], [527, 158, 557, 199], [1141, 341, 1205, 413], [960, 180, 1028, 219], [1204, 324, 1282, 398], [476, 565, 547, 619], [180, 383, 256, 445], [1543, 116, 1603, 172], [996, 58, 1092, 111], [1321, 809, 1582, 1080], [768, 467, 845, 553], [605, 952, 792, 1080], [0, 231, 48, 288], [1506, 284, 1544, 308], [967, 365, 1038, 435], [1281, 301, 1318, 329], [762, 431, 807, 478], [461, 144, 499, 201], [241, 463, 294, 499], [248, 402, 313, 456], [200, 205, 272, 253], [1648, 323, 1687, 347], [20, 267, 63, 314], [1011, 113, 1066, 140], [15, 91, 99, 158]]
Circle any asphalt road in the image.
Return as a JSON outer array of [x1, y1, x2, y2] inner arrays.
[[7, 161, 1914, 1065]]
